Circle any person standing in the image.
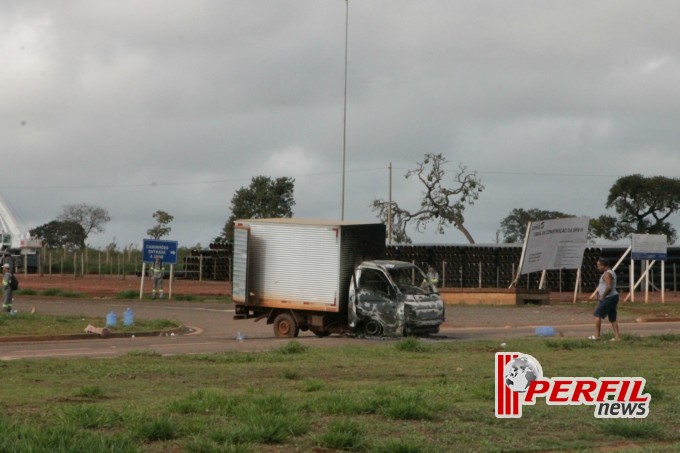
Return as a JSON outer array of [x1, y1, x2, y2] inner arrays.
[[150, 257, 164, 300], [589, 257, 621, 341], [423, 264, 440, 290], [2, 263, 13, 313]]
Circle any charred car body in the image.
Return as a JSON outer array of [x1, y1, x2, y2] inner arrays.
[[232, 219, 445, 338]]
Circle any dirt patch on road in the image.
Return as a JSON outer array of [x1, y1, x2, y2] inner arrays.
[[17, 274, 231, 298]]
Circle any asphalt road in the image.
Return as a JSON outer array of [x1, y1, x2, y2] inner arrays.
[[1, 299, 679, 361]]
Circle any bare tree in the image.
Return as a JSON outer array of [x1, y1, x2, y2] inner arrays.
[[57, 203, 111, 246], [372, 153, 484, 244]]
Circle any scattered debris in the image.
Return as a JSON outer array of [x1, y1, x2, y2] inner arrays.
[[84, 324, 110, 338]]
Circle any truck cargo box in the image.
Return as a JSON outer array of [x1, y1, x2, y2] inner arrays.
[[233, 219, 385, 313]]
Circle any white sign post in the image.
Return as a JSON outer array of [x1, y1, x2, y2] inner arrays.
[[628, 234, 667, 304]]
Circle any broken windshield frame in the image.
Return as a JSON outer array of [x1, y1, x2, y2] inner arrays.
[[385, 266, 436, 296]]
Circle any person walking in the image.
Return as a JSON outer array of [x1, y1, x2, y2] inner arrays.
[[2, 263, 13, 313], [589, 257, 621, 341], [150, 257, 164, 300]]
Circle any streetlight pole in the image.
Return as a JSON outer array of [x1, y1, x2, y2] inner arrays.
[[340, 0, 349, 220]]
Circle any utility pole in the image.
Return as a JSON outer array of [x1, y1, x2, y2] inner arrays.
[[340, 0, 349, 220], [388, 162, 392, 244]]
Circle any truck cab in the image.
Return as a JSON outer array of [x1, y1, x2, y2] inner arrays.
[[348, 260, 445, 336]]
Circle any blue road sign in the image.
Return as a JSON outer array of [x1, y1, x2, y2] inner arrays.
[[143, 239, 178, 264]]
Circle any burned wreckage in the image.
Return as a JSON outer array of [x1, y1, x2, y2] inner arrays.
[[232, 219, 445, 338]]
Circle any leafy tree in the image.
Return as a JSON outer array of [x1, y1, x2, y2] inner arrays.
[[147, 210, 174, 239], [57, 203, 111, 244], [499, 208, 574, 243], [30, 220, 87, 250], [219, 176, 295, 241], [591, 174, 680, 244], [371, 153, 483, 244]]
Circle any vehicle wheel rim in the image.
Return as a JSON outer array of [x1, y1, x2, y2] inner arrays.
[[279, 321, 291, 335]]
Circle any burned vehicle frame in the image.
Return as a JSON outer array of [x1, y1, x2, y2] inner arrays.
[[349, 260, 445, 337]]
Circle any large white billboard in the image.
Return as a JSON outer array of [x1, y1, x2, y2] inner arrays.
[[520, 217, 589, 275]]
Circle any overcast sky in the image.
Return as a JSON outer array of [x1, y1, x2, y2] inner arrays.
[[2, 0, 680, 250]]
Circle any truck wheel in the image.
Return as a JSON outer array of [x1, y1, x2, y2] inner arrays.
[[364, 320, 383, 337], [273, 313, 299, 338], [310, 327, 330, 338]]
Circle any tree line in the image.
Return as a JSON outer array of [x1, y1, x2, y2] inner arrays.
[[28, 154, 680, 249]]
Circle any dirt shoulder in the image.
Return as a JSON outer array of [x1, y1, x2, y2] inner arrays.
[[16, 274, 230, 298]]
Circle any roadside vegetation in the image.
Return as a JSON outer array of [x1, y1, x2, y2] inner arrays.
[[0, 313, 179, 336], [0, 336, 678, 452]]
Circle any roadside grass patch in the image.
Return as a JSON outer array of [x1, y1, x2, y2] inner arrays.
[[39, 287, 63, 296], [544, 338, 598, 350], [272, 340, 308, 355], [302, 378, 324, 392], [395, 336, 432, 352], [0, 313, 179, 336], [126, 349, 162, 358], [30, 288, 84, 297], [134, 416, 179, 442], [168, 389, 238, 415], [600, 420, 663, 439], [57, 404, 123, 429], [373, 438, 430, 453], [115, 289, 138, 299], [144, 318, 179, 330], [1, 335, 680, 451], [0, 422, 136, 453], [72, 385, 107, 399], [184, 435, 253, 453], [318, 419, 368, 451], [282, 369, 300, 380], [378, 391, 439, 420]]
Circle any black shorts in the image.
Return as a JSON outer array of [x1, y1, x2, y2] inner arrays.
[[594, 294, 619, 322]]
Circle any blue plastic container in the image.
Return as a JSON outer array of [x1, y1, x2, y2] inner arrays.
[[106, 310, 117, 327], [123, 308, 134, 326], [535, 326, 555, 337]]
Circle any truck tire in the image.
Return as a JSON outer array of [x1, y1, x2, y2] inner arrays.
[[273, 313, 299, 338]]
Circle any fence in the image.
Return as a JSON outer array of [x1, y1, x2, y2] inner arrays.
[[13, 243, 680, 293], [386, 244, 680, 294]]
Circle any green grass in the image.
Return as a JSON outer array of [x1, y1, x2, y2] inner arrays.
[[16, 288, 86, 298], [0, 337, 679, 452], [0, 312, 180, 336]]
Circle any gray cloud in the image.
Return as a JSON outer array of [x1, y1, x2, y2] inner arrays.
[[2, 0, 680, 248]]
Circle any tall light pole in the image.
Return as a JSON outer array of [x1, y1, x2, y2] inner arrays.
[[340, 0, 349, 220]]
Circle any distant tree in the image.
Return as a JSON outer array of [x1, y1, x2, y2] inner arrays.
[[499, 208, 574, 243], [371, 153, 483, 244], [147, 210, 174, 239], [57, 203, 111, 244], [591, 174, 680, 244], [219, 176, 295, 241], [30, 220, 86, 250]]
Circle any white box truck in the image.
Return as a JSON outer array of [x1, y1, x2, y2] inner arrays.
[[232, 219, 445, 337]]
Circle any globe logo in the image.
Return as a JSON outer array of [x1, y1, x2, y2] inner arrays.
[[504, 355, 542, 393]]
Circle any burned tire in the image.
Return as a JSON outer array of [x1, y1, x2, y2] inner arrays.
[[273, 313, 299, 338], [364, 319, 383, 337], [310, 327, 330, 338]]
